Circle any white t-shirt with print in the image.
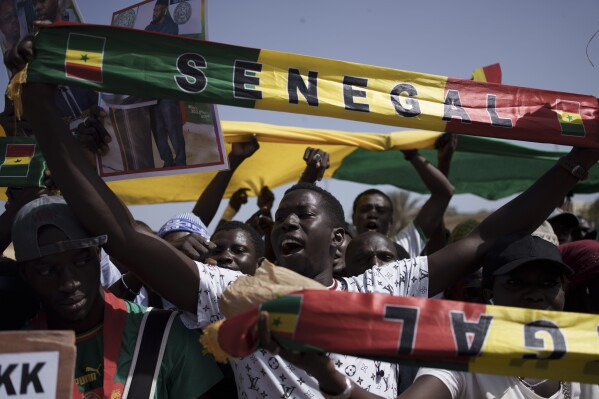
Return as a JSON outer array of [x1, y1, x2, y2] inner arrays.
[[391, 222, 427, 258], [416, 367, 599, 398], [176, 257, 429, 399]]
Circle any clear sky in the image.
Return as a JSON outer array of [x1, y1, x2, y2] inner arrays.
[[4, 0, 599, 231]]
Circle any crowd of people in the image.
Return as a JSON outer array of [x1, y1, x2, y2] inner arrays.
[[3, 4, 599, 399]]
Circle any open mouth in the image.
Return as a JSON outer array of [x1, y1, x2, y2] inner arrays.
[[366, 221, 379, 230], [280, 238, 304, 256]]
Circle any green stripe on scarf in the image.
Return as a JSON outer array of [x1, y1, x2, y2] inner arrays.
[[28, 23, 262, 108]]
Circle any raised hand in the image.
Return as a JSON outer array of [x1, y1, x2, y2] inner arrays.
[[75, 106, 112, 155], [435, 133, 457, 176], [4, 35, 34, 74], [300, 147, 330, 183], [167, 232, 217, 264], [257, 185, 275, 212], [229, 134, 259, 166], [229, 187, 250, 211]]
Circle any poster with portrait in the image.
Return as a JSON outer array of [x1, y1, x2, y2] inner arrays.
[[0, 0, 83, 70], [96, 0, 227, 180], [0, 0, 85, 139]]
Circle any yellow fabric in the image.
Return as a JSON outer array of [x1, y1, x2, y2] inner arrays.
[[199, 320, 230, 363], [471, 67, 487, 82], [0, 122, 441, 203], [108, 123, 440, 205], [5, 68, 28, 120]]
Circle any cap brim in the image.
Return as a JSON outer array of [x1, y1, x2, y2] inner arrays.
[[19, 235, 108, 262], [493, 257, 574, 278]]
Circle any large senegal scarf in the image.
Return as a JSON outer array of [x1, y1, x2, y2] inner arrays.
[[11, 23, 599, 148], [203, 286, 599, 384]]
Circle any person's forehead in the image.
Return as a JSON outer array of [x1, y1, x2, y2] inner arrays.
[[280, 189, 323, 207], [356, 235, 395, 251], [373, 238, 397, 253], [213, 229, 252, 246], [357, 193, 390, 207], [24, 247, 96, 267]]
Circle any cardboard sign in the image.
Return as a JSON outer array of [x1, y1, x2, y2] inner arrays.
[[0, 331, 75, 399]]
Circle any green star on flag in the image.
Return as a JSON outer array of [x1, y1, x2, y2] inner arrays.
[[0, 137, 47, 187], [261, 295, 302, 338], [65, 33, 105, 83]]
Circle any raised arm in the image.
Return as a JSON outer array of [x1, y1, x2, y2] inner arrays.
[[192, 137, 259, 225], [423, 133, 458, 254], [436, 133, 457, 177], [403, 149, 455, 239], [22, 83, 199, 313], [427, 148, 599, 296]]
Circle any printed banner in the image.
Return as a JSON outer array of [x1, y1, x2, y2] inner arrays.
[[26, 23, 599, 148], [0, 136, 46, 187], [208, 289, 599, 384], [91, 0, 227, 180]]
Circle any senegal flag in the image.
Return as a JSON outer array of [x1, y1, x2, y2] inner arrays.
[[556, 100, 585, 137], [65, 33, 105, 83], [0, 137, 47, 187], [261, 294, 302, 338]]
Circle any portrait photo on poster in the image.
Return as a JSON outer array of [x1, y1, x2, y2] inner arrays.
[[97, 0, 226, 181], [0, 0, 84, 73]]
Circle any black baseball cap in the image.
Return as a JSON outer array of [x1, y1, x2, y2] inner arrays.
[[547, 209, 580, 228], [12, 196, 107, 262], [483, 233, 573, 282]]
